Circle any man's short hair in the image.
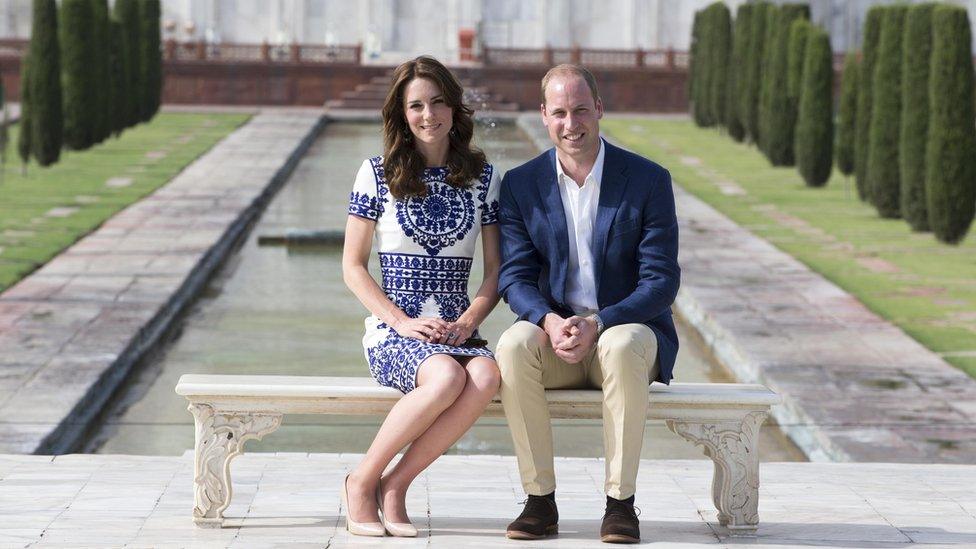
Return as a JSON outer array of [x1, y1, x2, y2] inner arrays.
[[541, 64, 600, 106]]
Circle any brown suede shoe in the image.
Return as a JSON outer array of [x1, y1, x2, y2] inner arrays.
[[600, 497, 640, 544], [506, 495, 559, 540]]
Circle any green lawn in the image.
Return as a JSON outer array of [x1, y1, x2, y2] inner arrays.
[[603, 117, 976, 379], [0, 112, 251, 291]]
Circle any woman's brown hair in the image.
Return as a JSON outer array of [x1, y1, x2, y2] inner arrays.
[[382, 56, 486, 199]]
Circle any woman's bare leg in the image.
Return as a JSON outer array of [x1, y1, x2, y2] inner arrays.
[[379, 356, 501, 523], [345, 355, 467, 523]]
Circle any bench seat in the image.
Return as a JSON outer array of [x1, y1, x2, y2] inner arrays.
[[176, 374, 780, 534]]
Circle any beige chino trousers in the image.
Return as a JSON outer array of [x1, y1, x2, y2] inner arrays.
[[496, 321, 659, 500]]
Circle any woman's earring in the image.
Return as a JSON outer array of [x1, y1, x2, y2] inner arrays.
[[403, 128, 412, 142], [449, 127, 457, 137]]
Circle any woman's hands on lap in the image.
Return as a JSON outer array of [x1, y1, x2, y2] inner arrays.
[[392, 317, 449, 342], [435, 318, 475, 346]]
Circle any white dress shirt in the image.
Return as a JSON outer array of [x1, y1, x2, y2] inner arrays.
[[555, 139, 605, 315]]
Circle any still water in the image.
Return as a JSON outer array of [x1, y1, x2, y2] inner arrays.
[[88, 121, 805, 462]]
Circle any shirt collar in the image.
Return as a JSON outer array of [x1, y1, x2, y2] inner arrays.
[[556, 138, 605, 189]]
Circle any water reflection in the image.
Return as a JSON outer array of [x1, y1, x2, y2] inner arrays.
[[88, 122, 805, 462]]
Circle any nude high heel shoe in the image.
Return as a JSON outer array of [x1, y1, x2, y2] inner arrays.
[[377, 480, 418, 537], [341, 475, 385, 537]]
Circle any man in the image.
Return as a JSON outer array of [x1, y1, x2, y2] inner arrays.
[[496, 64, 680, 544]]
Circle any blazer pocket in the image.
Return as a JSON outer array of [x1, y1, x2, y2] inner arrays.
[[611, 216, 640, 236]]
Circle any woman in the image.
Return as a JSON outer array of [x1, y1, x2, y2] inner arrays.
[[341, 55, 502, 537]]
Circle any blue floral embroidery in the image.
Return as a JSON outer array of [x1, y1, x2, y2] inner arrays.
[[395, 172, 476, 255], [477, 164, 500, 225], [380, 253, 471, 321], [367, 336, 493, 394]]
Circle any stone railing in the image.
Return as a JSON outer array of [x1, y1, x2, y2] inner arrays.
[[482, 46, 689, 70]]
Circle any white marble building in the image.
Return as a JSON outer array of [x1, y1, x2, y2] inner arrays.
[[1, 0, 973, 63]]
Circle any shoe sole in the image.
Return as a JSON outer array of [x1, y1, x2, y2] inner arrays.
[[601, 533, 640, 544], [506, 525, 558, 540]]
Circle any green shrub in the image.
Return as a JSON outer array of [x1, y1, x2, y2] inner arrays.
[[708, 2, 732, 130], [90, 0, 111, 142], [113, 0, 141, 128], [855, 6, 884, 201], [925, 5, 976, 244], [690, 10, 708, 127], [836, 53, 857, 177], [761, 4, 809, 166], [108, 19, 126, 136], [60, 0, 96, 150], [899, 3, 937, 231], [795, 27, 833, 187], [757, 4, 779, 152], [140, 0, 162, 122], [743, 1, 770, 143], [28, 0, 62, 167], [727, 4, 752, 142], [17, 55, 31, 167], [867, 5, 907, 218], [787, 19, 811, 112]]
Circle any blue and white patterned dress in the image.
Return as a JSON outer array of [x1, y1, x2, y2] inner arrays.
[[348, 156, 500, 393]]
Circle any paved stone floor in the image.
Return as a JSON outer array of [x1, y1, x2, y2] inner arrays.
[[0, 453, 974, 547]]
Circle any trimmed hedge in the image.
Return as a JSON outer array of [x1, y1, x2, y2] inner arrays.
[[855, 6, 884, 201], [28, 0, 62, 167], [757, 4, 779, 153], [708, 2, 732, 131], [113, 0, 141, 128], [925, 5, 976, 244], [60, 0, 97, 151], [743, 1, 770, 144], [139, 0, 162, 122], [17, 54, 31, 166], [787, 19, 811, 115], [867, 5, 907, 218], [108, 19, 127, 136], [795, 26, 833, 187], [90, 0, 111, 143], [836, 53, 857, 177], [761, 4, 809, 166], [690, 11, 708, 126], [899, 3, 938, 232], [727, 3, 752, 141]]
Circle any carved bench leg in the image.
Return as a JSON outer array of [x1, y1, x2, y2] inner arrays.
[[667, 411, 767, 535], [189, 403, 283, 527]]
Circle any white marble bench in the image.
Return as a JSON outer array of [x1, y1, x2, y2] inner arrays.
[[175, 374, 780, 533]]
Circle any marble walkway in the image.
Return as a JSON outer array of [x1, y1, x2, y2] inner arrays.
[[1, 452, 974, 548]]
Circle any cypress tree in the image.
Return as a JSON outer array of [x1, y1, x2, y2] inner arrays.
[[28, 0, 62, 167], [855, 6, 884, 201], [867, 6, 907, 218], [925, 5, 976, 244], [727, 3, 752, 142], [787, 19, 811, 117], [108, 19, 127, 136], [690, 10, 708, 127], [60, 0, 96, 151], [708, 2, 732, 130], [17, 54, 31, 169], [698, 6, 716, 127], [899, 3, 937, 232], [90, 0, 111, 142], [835, 52, 857, 177], [140, 0, 162, 122], [113, 0, 141, 128], [757, 4, 779, 153], [795, 26, 833, 188], [762, 4, 809, 166], [743, 1, 769, 144]]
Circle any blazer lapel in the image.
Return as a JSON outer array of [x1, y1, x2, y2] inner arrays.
[[592, 142, 629, 294], [541, 148, 569, 302]]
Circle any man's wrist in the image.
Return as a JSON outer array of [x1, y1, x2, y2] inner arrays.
[[587, 313, 604, 335]]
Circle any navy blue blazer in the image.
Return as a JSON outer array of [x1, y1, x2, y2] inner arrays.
[[498, 139, 680, 384]]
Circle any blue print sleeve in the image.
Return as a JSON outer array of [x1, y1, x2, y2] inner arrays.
[[480, 164, 501, 226], [348, 158, 383, 221]]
